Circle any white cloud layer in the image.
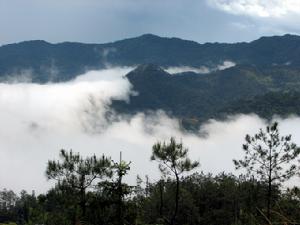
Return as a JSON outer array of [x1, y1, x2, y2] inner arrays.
[[165, 61, 236, 74], [207, 0, 300, 18], [0, 68, 299, 194], [165, 66, 210, 74]]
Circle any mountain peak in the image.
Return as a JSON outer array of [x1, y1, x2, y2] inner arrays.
[[126, 64, 169, 80], [134, 63, 165, 72], [139, 34, 161, 39], [1, 40, 51, 48], [252, 33, 300, 44]]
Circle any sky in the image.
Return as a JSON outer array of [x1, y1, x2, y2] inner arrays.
[[1, 0, 300, 45], [1, 0, 300, 192]]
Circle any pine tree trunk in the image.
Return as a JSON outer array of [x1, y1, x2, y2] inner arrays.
[[267, 146, 272, 220], [118, 174, 123, 225], [159, 180, 164, 217], [267, 176, 271, 220], [171, 173, 179, 225], [80, 187, 86, 219]]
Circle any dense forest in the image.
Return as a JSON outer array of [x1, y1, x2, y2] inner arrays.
[[2, 34, 300, 129], [1, 122, 300, 225], [112, 64, 300, 130], [2, 34, 300, 83]]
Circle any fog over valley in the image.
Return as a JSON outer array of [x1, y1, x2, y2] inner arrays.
[[2, 1, 300, 224], [0, 67, 299, 193]]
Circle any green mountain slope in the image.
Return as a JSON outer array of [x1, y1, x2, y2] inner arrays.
[[1, 34, 300, 129], [112, 64, 300, 128], [1, 34, 300, 82], [220, 91, 300, 119]]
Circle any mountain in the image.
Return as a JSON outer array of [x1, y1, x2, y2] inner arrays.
[[220, 91, 300, 119], [112, 64, 300, 129], [1, 34, 300, 129], [1, 34, 300, 82]]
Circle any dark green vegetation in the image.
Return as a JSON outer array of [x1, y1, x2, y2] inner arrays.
[[151, 138, 200, 225], [1, 34, 300, 83], [112, 64, 300, 129], [233, 122, 300, 220], [1, 123, 300, 225], [1, 34, 300, 127]]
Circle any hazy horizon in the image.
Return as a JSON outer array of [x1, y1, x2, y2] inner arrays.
[[1, 32, 300, 47], [1, 0, 300, 45]]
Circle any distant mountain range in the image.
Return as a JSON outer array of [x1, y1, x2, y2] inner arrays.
[[1, 34, 300, 129], [1, 33, 300, 82]]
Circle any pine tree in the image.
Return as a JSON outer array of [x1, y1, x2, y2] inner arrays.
[[151, 137, 199, 225], [233, 122, 300, 219], [46, 149, 112, 220]]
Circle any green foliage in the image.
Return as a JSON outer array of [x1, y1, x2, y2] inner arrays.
[[112, 64, 300, 131], [151, 137, 199, 225], [2, 35, 300, 131], [46, 149, 112, 185], [1, 135, 300, 225], [221, 91, 300, 119], [2, 34, 300, 83], [0, 223, 17, 225], [233, 122, 300, 184], [151, 137, 199, 176], [233, 122, 300, 219], [1, 173, 300, 225], [46, 149, 112, 222], [2, 35, 300, 128]]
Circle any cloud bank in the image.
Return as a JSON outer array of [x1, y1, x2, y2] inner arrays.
[[207, 0, 300, 18], [2, 0, 300, 46], [165, 60, 236, 74], [0, 68, 299, 193], [207, 0, 300, 37]]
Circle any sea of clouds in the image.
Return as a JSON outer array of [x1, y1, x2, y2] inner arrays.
[[0, 67, 299, 193], [165, 60, 236, 74]]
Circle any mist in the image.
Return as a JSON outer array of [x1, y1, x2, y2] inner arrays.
[[0, 67, 299, 193], [165, 60, 236, 74]]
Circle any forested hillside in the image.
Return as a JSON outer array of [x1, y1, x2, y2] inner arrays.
[[1, 34, 300, 82], [112, 64, 300, 128], [1, 34, 300, 126]]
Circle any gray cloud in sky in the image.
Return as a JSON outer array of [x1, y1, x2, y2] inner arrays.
[[207, 0, 300, 37], [1, 0, 300, 45], [207, 0, 300, 18]]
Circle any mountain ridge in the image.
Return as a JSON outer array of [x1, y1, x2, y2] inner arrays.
[[111, 63, 300, 129], [1, 34, 300, 129], [4, 33, 300, 47], [1, 33, 300, 83]]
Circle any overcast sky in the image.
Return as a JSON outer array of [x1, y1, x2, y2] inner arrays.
[[1, 0, 300, 45], [1, 0, 300, 192]]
